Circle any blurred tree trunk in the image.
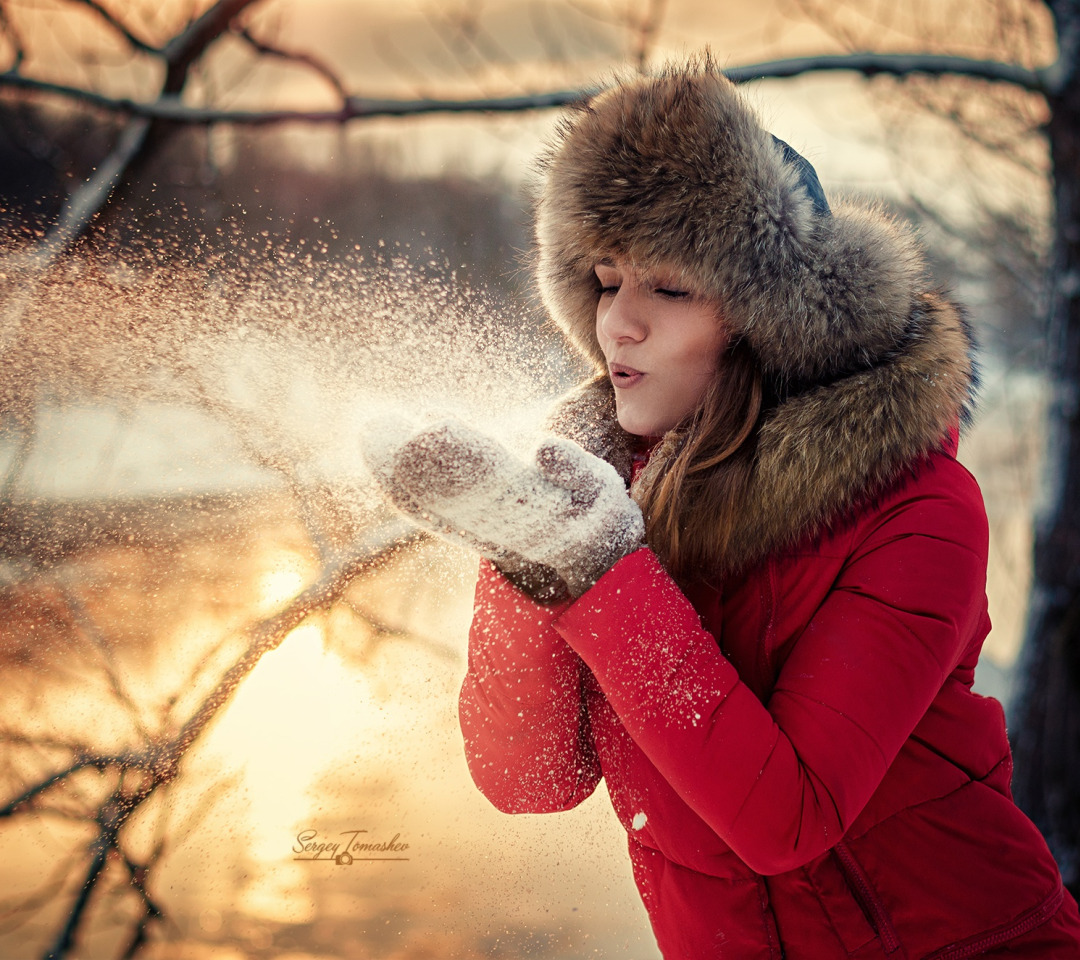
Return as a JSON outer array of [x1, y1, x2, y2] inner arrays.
[[1010, 0, 1080, 899]]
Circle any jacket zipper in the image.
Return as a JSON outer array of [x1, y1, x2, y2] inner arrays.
[[922, 883, 1065, 960], [834, 842, 901, 954]]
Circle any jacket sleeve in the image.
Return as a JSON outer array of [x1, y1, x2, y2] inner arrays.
[[551, 479, 990, 875], [458, 560, 603, 813]]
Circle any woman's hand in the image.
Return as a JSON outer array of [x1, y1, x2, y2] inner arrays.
[[361, 415, 644, 597]]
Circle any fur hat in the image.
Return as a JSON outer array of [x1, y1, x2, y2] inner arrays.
[[535, 56, 928, 387]]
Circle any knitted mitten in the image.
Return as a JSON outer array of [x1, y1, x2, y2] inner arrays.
[[360, 414, 565, 602], [361, 415, 644, 598]]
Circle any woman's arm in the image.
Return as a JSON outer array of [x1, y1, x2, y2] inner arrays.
[[459, 560, 603, 813], [552, 469, 989, 874]]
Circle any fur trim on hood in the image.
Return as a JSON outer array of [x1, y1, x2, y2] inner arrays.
[[538, 57, 978, 576]]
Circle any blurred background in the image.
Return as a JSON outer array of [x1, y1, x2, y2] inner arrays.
[[0, 1, 1062, 958]]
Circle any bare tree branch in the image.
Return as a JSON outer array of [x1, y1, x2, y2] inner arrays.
[[722, 51, 1049, 92], [0, 51, 1050, 133], [1, 115, 151, 278], [115, 849, 165, 960], [0, 17, 1053, 277], [0, 72, 590, 120], [423, 2, 536, 95], [0, 0, 267, 275], [52, 579, 156, 742], [866, 67, 1046, 176], [44, 812, 116, 960], [0, 728, 94, 756], [1, 756, 127, 818], [0, 845, 88, 936], [159, 0, 264, 91], [0, 513, 420, 957], [166, 518, 417, 762], [903, 186, 1044, 306], [3, 519, 417, 811]]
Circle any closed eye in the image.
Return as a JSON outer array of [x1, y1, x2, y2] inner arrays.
[[656, 287, 689, 299]]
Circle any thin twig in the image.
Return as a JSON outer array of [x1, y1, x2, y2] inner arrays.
[[338, 591, 458, 663], [0, 0, 266, 273], [1, 756, 124, 817], [52, 580, 155, 743], [168, 356, 336, 560], [0, 729, 94, 755], [232, 25, 347, 100], [42, 802, 122, 960], [1, 116, 152, 276], [722, 51, 1047, 92], [66, 0, 158, 54]]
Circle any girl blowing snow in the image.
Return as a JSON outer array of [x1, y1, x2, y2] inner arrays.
[[363, 57, 1080, 958]]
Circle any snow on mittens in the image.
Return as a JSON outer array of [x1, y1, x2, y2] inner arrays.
[[360, 415, 644, 597]]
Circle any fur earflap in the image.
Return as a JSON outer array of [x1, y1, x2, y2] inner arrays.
[[535, 55, 928, 385]]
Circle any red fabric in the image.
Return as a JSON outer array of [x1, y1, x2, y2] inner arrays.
[[458, 448, 1080, 958]]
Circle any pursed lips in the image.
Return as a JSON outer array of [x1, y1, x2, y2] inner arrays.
[[608, 363, 645, 387]]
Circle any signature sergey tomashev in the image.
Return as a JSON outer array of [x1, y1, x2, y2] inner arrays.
[[293, 829, 410, 864]]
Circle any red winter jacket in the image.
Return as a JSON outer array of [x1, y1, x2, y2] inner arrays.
[[464, 59, 1080, 958], [459, 441, 1080, 958]]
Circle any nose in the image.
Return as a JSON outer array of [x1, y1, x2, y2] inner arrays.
[[597, 286, 647, 344]]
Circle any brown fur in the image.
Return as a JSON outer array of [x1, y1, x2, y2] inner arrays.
[[536, 57, 978, 577]]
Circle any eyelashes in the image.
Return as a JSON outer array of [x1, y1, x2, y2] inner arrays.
[[595, 281, 691, 300], [594, 261, 693, 301]]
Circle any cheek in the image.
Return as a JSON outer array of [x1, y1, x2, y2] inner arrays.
[[683, 329, 727, 381], [680, 362, 716, 414], [673, 332, 726, 412]]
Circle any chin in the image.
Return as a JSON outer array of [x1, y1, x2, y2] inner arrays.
[[616, 409, 671, 438]]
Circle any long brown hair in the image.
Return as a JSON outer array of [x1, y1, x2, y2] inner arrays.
[[634, 337, 765, 581]]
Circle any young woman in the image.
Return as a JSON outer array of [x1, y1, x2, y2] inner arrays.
[[364, 58, 1080, 958]]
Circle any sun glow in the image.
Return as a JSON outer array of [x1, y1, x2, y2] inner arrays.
[[203, 620, 374, 853]]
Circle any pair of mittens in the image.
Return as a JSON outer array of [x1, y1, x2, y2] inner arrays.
[[361, 415, 644, 599]]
